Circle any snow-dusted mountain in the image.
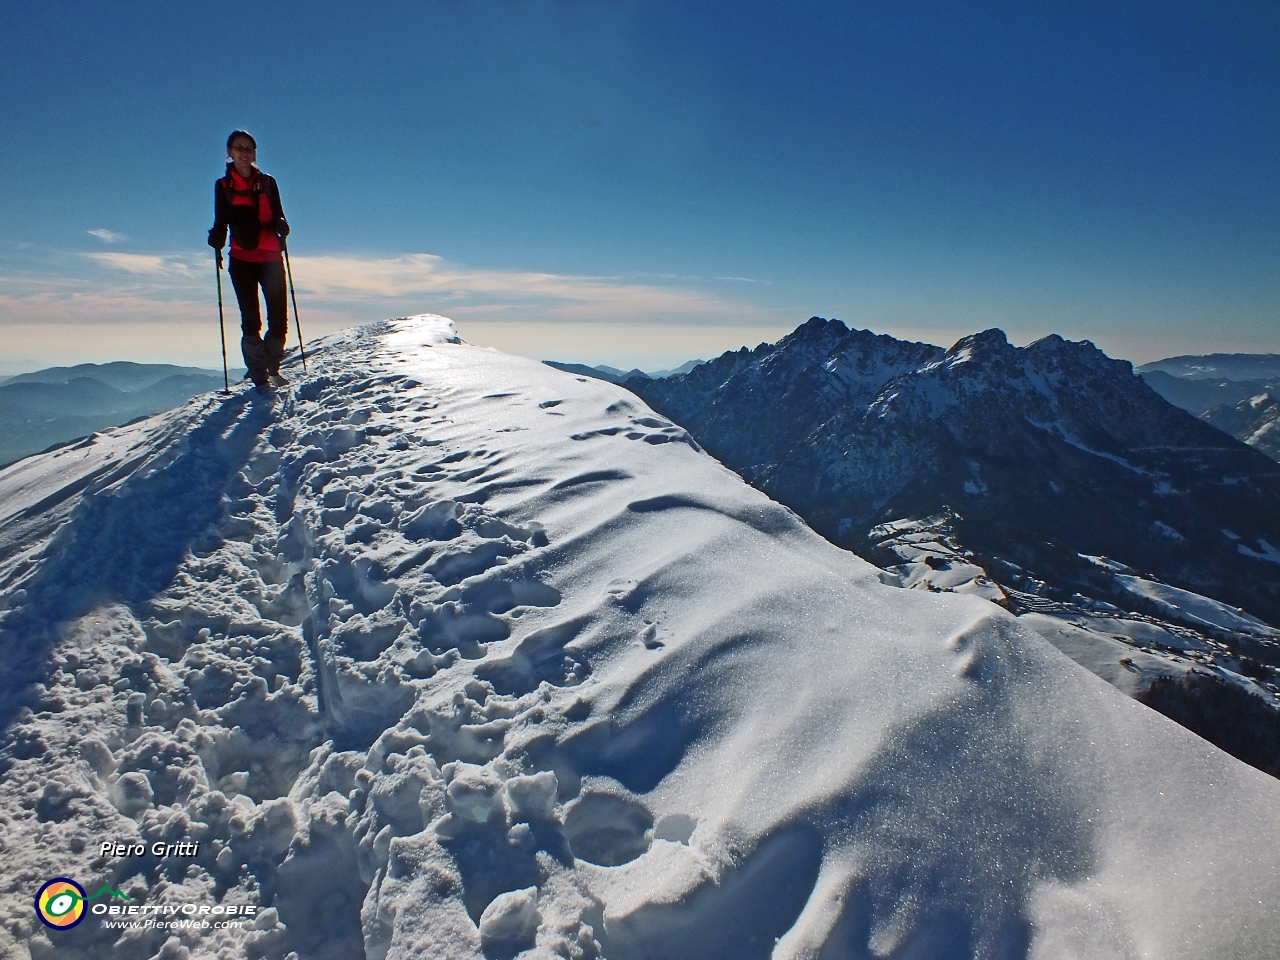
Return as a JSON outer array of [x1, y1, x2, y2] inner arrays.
[[627, 318, 1280, 773], [1135, 353, 1280, 463], [1137, 369, 1278, 418], [1201, 392, 1280, 464], [2, 317, 1280, 960]]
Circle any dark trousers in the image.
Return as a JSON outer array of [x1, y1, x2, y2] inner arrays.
[[228, 257, 287, 381]]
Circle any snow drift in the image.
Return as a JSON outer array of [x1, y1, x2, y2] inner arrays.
[[1, 316, 1278, 960]]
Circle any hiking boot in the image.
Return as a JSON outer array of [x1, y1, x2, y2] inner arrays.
[[268, 373, 290, 388], [264, 334, 286, 371], [241, 336, 270, 386]]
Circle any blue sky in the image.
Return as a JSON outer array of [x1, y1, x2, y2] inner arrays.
[[1, 0, 1276, 373]]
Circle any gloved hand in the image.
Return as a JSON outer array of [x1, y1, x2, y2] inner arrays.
[[208, 226, 227, 249], [273, 217, 290, 239]]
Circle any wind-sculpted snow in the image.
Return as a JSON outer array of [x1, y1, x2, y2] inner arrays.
[[1, 316, 1279, 960]]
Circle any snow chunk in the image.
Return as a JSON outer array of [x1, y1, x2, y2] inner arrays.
[[478, 887, 540, 950], [110, 771, 153, 817], [503, 770, 558, 822], [444, 762, 505, 824]]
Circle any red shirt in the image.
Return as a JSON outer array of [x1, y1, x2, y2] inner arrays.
[[227, 167, 282, 263]]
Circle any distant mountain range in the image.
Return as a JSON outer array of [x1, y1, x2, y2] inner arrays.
[[1137, 354, 1280, 463], [1202, 393, 1279, 462], [1138, 353, 1280, 381], [543, 358, 704, 383], [626, 319, 1280, 776], [0, 362, 241, 467]]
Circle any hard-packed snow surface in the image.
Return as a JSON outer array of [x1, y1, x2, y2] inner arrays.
[[2, 316, 1279, 960]]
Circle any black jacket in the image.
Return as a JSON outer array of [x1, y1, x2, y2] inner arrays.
[[208, 166, 289, 252]]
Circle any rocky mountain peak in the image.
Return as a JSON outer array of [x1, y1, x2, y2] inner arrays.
[[629, 317, 1280, 628], [942, 327, 1013, 364]]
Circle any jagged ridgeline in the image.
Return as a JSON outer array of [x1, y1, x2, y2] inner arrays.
[[626, 317, 1280, 621]]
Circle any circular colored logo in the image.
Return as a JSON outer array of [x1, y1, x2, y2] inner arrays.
[[35, 878, 87, 929]]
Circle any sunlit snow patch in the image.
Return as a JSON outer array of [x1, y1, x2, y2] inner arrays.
[[1238, 537, 1280, 565], [1117, 574, 1280, 639]]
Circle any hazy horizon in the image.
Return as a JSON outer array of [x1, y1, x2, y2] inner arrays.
[[7, 316, 1278, 384]]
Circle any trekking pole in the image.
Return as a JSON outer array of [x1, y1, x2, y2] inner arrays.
[[282, 240, 308, 374], [214, 252, 230, 394]]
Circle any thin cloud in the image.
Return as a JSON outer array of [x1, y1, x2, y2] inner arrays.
[[87, 228, 126, 243], [286, 253, 756, 320], [0, 290, 207, 326], [4, 248, 791, 331], [85, 252, 195, 277]]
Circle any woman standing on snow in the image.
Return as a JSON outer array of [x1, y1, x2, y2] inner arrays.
[[208, 130, 291, 390]]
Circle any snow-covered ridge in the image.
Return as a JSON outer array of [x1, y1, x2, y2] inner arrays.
[[2, 316, 1279, 960]]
